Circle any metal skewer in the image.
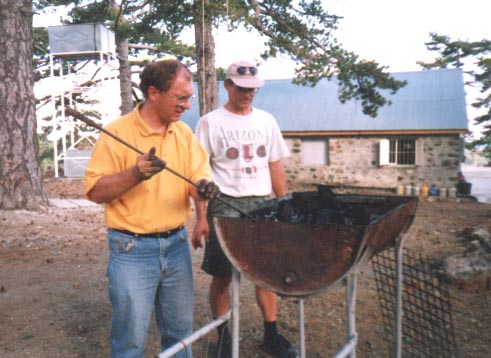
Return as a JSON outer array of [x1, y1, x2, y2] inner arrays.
[[65, 106, 256, 221]]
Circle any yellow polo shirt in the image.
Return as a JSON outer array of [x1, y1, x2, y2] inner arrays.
[[84, 104, 211, 233]]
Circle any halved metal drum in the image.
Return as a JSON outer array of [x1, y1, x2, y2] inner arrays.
[[213, 192, 418, 297]]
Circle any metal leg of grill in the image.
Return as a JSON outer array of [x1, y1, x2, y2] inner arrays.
[[333, 273, 358, 358], [346, 273, 358, 358], [232, 267, 240, 358], [298, 299, 306, 358], [157, 312, 231, 357]]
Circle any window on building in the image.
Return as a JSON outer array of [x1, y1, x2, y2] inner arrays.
[[302, 139, 329, 165], [380, 138, 423, 166], [390, 139, 415, 164]]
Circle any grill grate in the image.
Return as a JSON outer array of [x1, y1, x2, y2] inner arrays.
[[372, 247, 460, 357]]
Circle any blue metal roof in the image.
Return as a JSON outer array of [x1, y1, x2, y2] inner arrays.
[[181, 69, 468, 133]]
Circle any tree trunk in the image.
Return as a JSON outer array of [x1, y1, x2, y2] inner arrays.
[[117, 36, 134, 115], [194, 0, 219, 117], [0, 0, 47, 210]]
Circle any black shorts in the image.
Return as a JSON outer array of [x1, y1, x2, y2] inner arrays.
[[201, 195, 270, 277]]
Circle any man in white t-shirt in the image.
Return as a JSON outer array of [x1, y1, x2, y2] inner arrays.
[[192, 61, 297, 358]]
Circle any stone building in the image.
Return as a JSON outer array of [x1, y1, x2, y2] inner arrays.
[[182, 68, 469, 191]]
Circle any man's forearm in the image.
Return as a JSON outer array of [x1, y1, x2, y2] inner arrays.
[[194, 199, 207, 221], [87, 167, 142, 203], [269, 161, 287, 197]]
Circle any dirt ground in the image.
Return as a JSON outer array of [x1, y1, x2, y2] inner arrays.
[[1, 178, 490, 358]]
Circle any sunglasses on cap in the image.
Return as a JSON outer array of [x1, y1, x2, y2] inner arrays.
[[236, 66, 258, 75]]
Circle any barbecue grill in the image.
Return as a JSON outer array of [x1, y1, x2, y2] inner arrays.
[[159, 187, 419, 358], [212, 187, 418, 358], [213, 189, 418, 297]]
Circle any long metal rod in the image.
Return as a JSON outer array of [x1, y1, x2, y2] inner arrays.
[[345, 273, 358, 358], [157, 312, 231, 358], [65, 106, 255, 220], [298, 299, 306, 358], [333, 335, 357, 358], [231, 267, 241, 358]]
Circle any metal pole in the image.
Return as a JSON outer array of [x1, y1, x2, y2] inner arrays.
[[232, 267, 241, 358], [64, 106, 256, 220], [298, 299, 306, 358], [333, 335, 357, 358], [157, 312, 231, 358], [395, 236, 404, 358], [346, 273, 357, 358], [332, 275, 360, 358]]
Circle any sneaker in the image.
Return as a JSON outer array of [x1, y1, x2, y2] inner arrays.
[[260, 334, 298, 358], [215, 333, 232, 358]]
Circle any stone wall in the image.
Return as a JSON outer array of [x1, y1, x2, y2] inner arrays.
[[282, 134, 464, 191]]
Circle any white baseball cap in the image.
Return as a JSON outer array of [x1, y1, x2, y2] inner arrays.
[[226, 61, 265, 88]]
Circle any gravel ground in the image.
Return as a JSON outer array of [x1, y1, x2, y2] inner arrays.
[[0, 178, 490, 358]]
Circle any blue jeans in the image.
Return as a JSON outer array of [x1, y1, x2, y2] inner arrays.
[[107, 228, 194, 358]]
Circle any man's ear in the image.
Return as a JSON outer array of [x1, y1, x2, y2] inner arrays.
[[147, 85, 161, 101]]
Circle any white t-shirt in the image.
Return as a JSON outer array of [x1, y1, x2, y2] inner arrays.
[[195, 106, 290, 197]]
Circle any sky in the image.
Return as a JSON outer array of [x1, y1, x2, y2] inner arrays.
[[210, 0, 490, 78], [33, 0, 490, 136], [34, 0, 491, 76]]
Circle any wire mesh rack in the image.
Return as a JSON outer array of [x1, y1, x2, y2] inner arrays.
[[372, 247, 460, 358]]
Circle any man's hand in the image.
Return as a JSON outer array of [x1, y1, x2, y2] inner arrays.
[[133, 147, 166, 180], [197, 179, 220, 200]]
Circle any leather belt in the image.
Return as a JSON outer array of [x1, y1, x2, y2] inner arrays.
[[113, 226, 184, 239]]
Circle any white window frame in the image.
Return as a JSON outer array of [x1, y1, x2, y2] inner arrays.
[[379, 138, 424, 166]]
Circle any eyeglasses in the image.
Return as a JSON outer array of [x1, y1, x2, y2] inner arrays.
[[161, 91, 195, 106], [236, 66, 258, 75]]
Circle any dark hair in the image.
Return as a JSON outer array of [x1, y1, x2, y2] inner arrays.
[[139, 60, 192, 99]]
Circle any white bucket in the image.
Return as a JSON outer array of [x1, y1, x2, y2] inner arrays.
[[439, 187, 447, 198], [448, 187, 457, 198], [404, 185, 412, 196], [412, 186, 420, 196]]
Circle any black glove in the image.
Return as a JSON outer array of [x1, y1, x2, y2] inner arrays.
[[197, 179, 221, 200], [148, 147, 166, 172], [133, 147, 166, 181]]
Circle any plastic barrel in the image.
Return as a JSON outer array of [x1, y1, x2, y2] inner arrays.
[[420, 185, 429, 197]]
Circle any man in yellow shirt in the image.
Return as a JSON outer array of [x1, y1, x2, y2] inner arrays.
[[84, 59, 218, 358]]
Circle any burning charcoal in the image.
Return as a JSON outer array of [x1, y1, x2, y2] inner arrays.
[[340, 205, 372, 225], [317, 185, 344, 210], [252, 206, 276, 219], [249, 190, 376, 226], [317, 185, 337, 205], [277, 200, 296, 222], [291, 191, 322, 213], [313, 208, 336, 225]]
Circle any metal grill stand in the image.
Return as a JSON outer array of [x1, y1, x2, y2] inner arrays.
[[228, 234, 405, 358], [158, 193, 417, 357]]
